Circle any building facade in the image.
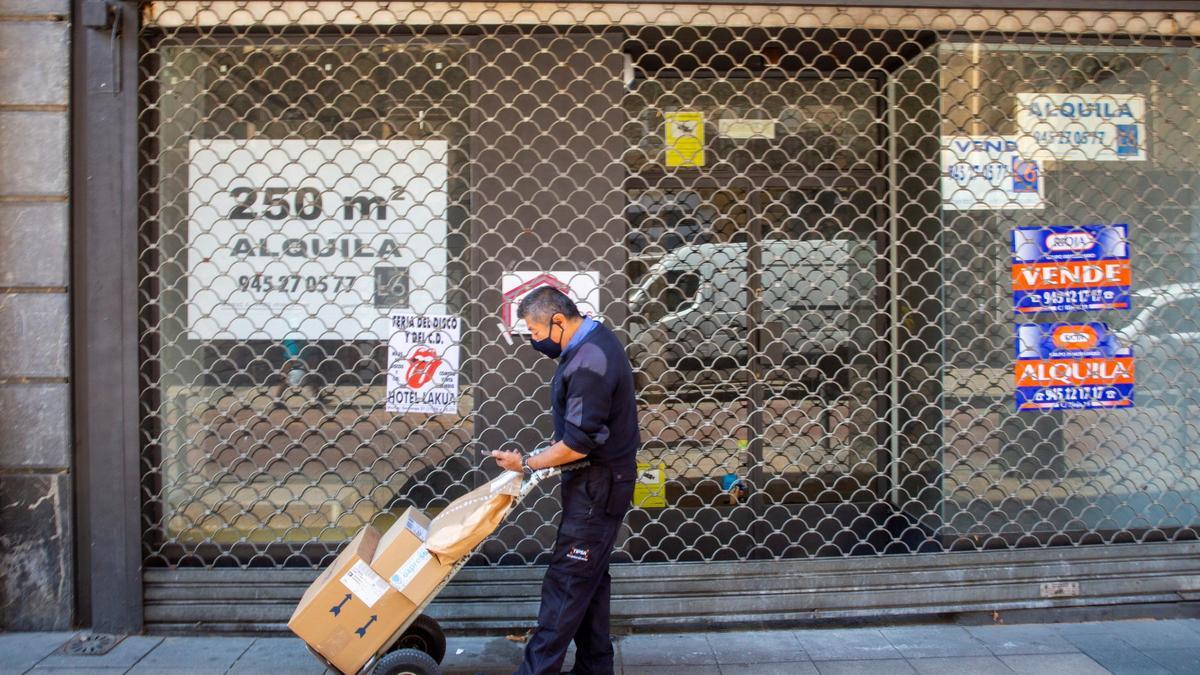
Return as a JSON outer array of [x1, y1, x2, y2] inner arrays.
[[0, 0, 72, 630], [3, 0, 1200, 633]]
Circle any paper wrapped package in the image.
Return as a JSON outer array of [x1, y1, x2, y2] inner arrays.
[[424, 471, 522, 564]]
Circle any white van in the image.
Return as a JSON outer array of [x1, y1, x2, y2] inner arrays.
[[626, 238, 878, 390], [1113, 282, 1200, 394]]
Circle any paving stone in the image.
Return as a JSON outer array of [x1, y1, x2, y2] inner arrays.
[[706, 630, 807, 664], [1058, 628, 1138, 654], [967, 625, 1080, 655], [1057, 620, 1153, 637], [3, 624, 1196, 674], [228, 637, 327, 674], [909, 656, 1016, 674], [620, 633, 715, 666], [912, 653, 1017, 667], [1081, 647, 1172, 675], [126, 636, 254, 674], [1112, 621, 1200, 651], [36, 636, 163, 670], [796, 629, 903, 661], [440, 636, 525, 672], [724, 662, 819, 675], [815, 658, 916, 675], [1142, 648, 1200, 675], [881, 626, 991, 658], [0, 632, 74, 673], [627, 667, 722, 675], [28, 662, 129, 667], [1000, 653, 1110, 675]]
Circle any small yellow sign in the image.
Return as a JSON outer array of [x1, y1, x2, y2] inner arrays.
[[664, 111, 705, 167], [633, 462, 667, 508]]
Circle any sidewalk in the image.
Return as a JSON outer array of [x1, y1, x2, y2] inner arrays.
[[2, 618, 1198, 674]]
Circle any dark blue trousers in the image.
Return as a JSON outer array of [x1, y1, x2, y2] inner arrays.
[[517, 466, 628, 675]]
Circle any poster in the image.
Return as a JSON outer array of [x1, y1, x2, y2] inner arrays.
[[1012, 224, 1130, 313], [941, 136, 1045, 211], [633, 462, 667, 508], [500, 271, 600, 334], [664, 111, 705, 167], [1016, 93, 1147, 161], [186, 139, 448, 340], [386, 313, 460, 415], [1015, 322, 1134, 411]]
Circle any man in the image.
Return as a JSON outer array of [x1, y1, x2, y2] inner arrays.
[[490, 286, 639, 675]]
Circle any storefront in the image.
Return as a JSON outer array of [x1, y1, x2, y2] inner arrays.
[[73, 2, 1200, 633]]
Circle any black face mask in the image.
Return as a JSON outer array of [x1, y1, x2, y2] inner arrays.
[[530, 319, 565, 359]]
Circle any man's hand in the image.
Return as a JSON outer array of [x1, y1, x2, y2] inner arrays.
[[490, 449, 524, 473]]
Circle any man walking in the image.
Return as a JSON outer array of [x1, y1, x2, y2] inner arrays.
[[490, 287, 639, 675]]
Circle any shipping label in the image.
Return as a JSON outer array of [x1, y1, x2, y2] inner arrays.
[[340, 560, 390, 608]]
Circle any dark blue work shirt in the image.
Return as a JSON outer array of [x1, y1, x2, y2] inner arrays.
[[551, 320, 639, 474]]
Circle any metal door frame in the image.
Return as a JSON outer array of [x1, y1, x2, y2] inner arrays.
[[72, 0, 144, 633]]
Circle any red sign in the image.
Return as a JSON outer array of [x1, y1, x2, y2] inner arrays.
[[404, 346, 444, 389]]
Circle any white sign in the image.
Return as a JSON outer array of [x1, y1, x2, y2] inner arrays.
[[386, 313, 460, 415], [500, 271, 600, 334], [186, 139, 449, 340], [718, 118, 776, 140], [1016, 93, 1147, 161], [941, 136, 1044, 211], [340, 560, 389, 608]]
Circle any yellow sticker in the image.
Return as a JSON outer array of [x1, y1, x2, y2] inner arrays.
[[664, 112, 705, 167], [633, 462, 667, 508]]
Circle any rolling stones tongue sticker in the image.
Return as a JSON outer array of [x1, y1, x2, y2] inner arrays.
[[405, 346, 444, 389]]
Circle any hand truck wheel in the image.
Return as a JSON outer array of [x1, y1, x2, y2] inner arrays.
[[387, 613, 446, 664], [372, 647, 440, 675]]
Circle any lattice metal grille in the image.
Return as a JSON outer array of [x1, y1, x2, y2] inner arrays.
[[138, 3, 1200, 569]]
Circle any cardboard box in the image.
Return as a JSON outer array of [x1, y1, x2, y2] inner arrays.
[[288, 526, 417, 674], [371, 507, 454, 605]]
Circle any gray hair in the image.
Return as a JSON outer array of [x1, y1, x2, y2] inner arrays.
[[517, 286, 580, 326]]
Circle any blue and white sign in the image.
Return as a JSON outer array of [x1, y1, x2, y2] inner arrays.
[[1016, 93, 1147, 162], [941, 136, 1044, 211], [1012, 224, 1131, 313], [1015, 322, 1134, 411]]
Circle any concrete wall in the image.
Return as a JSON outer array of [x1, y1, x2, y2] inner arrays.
[[0, 0, 73, 630]]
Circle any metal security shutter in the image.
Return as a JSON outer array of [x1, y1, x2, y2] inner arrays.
[[136, 3, 1200, 628]]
